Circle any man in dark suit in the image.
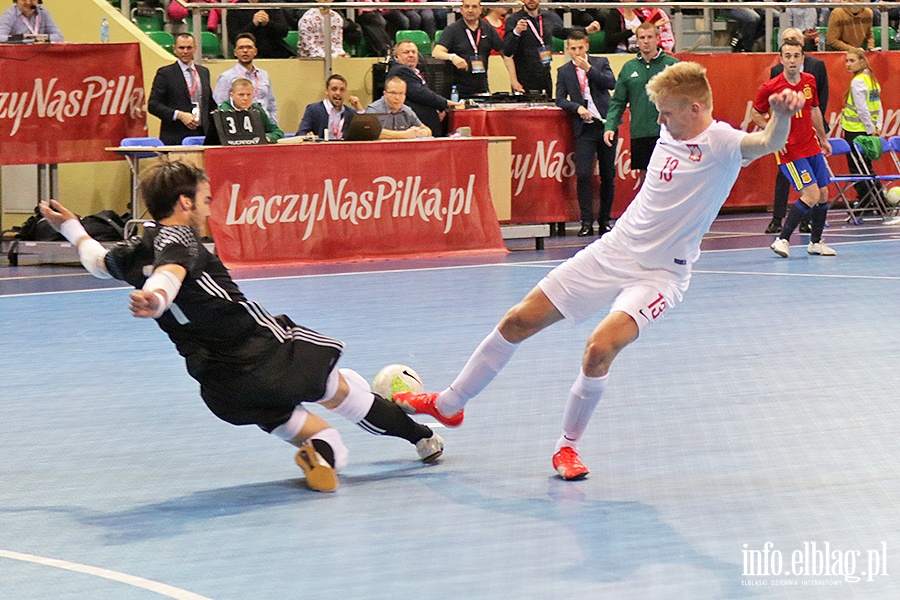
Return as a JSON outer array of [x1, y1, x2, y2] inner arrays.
[[555, 29, 617, 237], [764, 27, 830, 234], [148, 33, 213, 145], [297, 74, 364, 140], [387, 40, 464, 137]]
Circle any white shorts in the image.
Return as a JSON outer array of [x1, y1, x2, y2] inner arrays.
[[537, 238, 690, 332]]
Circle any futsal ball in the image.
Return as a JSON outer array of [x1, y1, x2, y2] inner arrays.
[[886, 186, 900, 206], [372, 364, 425, 400]]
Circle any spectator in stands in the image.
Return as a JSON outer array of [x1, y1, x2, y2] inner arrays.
[[350, 0, 393, 57], [167, 0, 220, 33], [298, 74, 364, 140], [841, 47, 882, 204], [602, 0, 664, 54], [388, 39, 464, 137], [218, 79, 284, 143], [635, 0, 674, 53], [556, 30, 616, 238], [604, 22, 679, 189], [504, 0, 600, 97], [712, 0, 763, 52], [227, 0, 296, 58], [825, 0, 874, 52], [782, 0, 819, 52], [763, 27, 828, 234], [148, 33, 214, 145], [0, 0, 63, 43], [213, 33, 279, 125], [484, 5, 508, 54], [399, 0, 438, 41], [432, 0, 505, 98], [297, 0, 348, 58], [365, 76, 433, 139]]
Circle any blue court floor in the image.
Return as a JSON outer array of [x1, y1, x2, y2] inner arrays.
[[2, 214, 900, 599]]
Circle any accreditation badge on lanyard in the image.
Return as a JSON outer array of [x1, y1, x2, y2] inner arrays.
[[466, 27, 486, 74], [527, 17, 552, 66]]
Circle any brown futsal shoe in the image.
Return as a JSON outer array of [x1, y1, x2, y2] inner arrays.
[[295, 444, 339, 492], [552, 447, 590, 480], [392, 391, 464, 428]]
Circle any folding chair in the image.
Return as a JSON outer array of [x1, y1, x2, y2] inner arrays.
[[118, 137, 163, 237], [825, 137, 900, 224], [181, 135, 207, 146]]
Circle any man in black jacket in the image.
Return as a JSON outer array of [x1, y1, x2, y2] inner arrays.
[[386, 40, 464, 137], [148, 33, 213, 145], [227, 0, 296, 58]]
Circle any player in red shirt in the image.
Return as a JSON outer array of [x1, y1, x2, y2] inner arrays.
[[752, 39, 835, 258]]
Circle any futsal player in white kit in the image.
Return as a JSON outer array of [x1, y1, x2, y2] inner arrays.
[[394, 62, 806, 479]]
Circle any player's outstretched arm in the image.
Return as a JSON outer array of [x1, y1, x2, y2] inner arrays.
[[740, 89, 805, 163], [39, 200, 112, 279], [130, 264, 186, 319]]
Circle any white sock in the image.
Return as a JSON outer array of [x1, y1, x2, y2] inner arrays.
[[436, 326, 518, 415], [555, 371, 608, 452]]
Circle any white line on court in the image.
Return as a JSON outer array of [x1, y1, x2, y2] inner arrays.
[[694, 269, 900, 281], [0, 549, 213, 600]]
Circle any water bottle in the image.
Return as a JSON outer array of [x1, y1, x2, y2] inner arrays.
[[100, 18, 110, 43], [450, 85, 459, 103], [817, 32, 825, 52]]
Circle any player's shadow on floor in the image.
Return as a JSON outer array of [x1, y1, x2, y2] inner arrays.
[[0, 462, 442, 545], [423, 477, 754, 598]]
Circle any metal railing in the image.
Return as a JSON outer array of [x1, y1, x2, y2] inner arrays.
[[161, 1, 899, 73]]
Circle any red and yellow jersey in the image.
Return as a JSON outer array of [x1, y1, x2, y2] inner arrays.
[[753, 72, 821, 164]]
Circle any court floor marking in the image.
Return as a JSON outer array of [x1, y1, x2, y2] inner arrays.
[[693, 269, 900, 281], [0, 549, 212, 600], [2, 237, 899, 298]]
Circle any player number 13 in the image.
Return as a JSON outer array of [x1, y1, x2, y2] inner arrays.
[[660, 156, 679, 181]]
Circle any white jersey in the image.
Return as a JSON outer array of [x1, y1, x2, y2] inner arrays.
[[605, 120, 749, 273]]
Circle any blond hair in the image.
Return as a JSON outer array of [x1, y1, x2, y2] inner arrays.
[[846, 47, 878, 89], [646, 62, 713, 109]]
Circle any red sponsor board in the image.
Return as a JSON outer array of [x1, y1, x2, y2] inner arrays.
[[455, 52, 900, 222], [205, 139, 506, 266], [0, 43, 147, 165]]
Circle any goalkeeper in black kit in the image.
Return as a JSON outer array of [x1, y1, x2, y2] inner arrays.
[[40, 160, 443, 493]]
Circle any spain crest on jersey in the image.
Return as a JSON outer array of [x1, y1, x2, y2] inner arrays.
[[803, 84, 813, 100]]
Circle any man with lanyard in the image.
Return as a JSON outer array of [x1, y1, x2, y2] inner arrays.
[[297, 74, 364, 140], [0, 0, 63, 42], [148, 33, 213, 145], [752, 39, 835, 258], [503, 0, 600, 97], [604, 23, 679, 189], [432, 0, 504, 98], [213, 33, 279, 125], [556, 30, 616, 238]]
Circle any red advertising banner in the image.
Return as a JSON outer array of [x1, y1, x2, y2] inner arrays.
[[0, 43, 147, 165], [453, 108, 580, 223], [205, 139, 506, 266], [455, 52, 900, 222]]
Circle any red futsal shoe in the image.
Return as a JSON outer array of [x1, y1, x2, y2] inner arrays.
[[391, 391, 465, 428], [552, 447, 590, 480]]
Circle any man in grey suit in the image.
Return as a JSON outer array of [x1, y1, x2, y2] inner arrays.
[[556, 29, 617, 237], [148, 33, 213, 145]]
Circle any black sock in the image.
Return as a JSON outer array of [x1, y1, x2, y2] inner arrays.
[[311, 439, 336, 468], [809, 203, 829, 243], [781, 200, 810, 240], [359, 394, 432, 444]]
